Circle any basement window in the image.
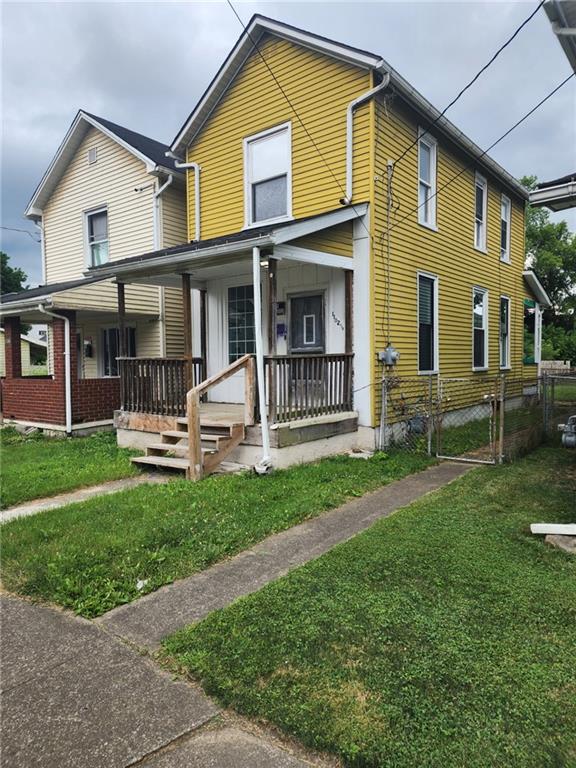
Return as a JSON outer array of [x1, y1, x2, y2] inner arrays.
[[244, 123, 292, 226]]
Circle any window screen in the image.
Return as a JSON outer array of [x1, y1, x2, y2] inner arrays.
[[418, 275, 435, 371]]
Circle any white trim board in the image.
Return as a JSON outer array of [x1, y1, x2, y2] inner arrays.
[[275, 245, 355, 271], [530, 523, 576, 536]]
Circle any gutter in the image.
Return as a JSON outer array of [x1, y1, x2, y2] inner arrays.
[[166, 151, 201, 241], [37, 304, 72, 435], [344, 70, 391, 204], [529, 180, 576, 208]]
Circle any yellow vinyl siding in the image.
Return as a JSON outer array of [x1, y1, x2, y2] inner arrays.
[[186, 34, 372, 241], [43, 126, 160, 318], [371, 97, 527, 425], [292, 222, 353, 257]]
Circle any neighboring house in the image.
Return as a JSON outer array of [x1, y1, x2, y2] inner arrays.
[[83, 15, 550, 476], [530, 173, 576, 211], [0, 329, 47, 377], [543, 0, 576, 73], [0, 111, 187, 431]]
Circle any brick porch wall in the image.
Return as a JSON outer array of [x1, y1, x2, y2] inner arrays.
[[1, 312, 119, 426]]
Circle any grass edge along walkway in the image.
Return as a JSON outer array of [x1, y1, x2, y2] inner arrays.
[[163, 446, 576, 768], [1, 452, 432, 618]]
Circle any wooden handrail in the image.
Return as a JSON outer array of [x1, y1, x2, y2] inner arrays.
[[186, 353, 256, 480]]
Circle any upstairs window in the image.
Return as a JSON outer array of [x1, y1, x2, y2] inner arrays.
[[473, 287, 488, 370], [418, 131, 437, 228], [86, 208, 109, 266], [474, 173, 487, 251], [244, 123, 291, 226], [500, 194, 511, 262]]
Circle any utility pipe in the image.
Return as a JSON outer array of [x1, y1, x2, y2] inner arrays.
[[252, 246, 272, 473], [37, 304, 72, 435], [166, 151, 201, 242], [343, 71, 391, 204], [153, 174, 174, 357]]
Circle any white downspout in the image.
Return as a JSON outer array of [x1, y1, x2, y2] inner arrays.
[[38, 304, 72, 435], [165, 152, 201, 242], [153, 174, 174, 358], [343, 71, 391, 204], [252, 246, 272, 473]]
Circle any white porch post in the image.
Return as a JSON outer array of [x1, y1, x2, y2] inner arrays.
[[253, 246, 272, 470]]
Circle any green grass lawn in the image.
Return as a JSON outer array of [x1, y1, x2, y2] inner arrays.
[[164, 446, 576, 768], [0, 428, 138, 508], [0, 451, 431, 617]]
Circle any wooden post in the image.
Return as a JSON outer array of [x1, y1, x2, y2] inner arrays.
[[186, 388, 203, 480], [117, 282, 127, 358], [182, 273, 193, 390], [345, 270, 353, 355], [244, 355, 256, 426], [200, 288, 207, 382], [267, 258, 277, 421]]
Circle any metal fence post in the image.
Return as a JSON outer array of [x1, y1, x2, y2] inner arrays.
[[498, 374, 505, 464]]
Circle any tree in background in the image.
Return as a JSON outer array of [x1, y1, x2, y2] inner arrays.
[[522, 176, 576, 362], [1, 252, 28, 295]]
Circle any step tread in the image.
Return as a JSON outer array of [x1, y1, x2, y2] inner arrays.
[[132, 456, 189, 470], [146, 443, 217, 455], [160, 430, 223, 443]]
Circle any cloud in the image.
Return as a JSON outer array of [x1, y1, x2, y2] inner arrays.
[[1, 0, 574, 284]]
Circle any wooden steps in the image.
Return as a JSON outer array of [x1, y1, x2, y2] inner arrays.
[[132, 420, 246, 478]]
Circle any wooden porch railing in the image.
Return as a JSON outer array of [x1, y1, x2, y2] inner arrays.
[[265, 353, 354, 423], [187, 353, 256, 480], [119, 357, 204, 417]]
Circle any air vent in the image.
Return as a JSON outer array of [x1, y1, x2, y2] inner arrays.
[[88, 147, 98, 165]]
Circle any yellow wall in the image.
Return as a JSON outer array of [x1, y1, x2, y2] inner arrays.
[[186, 33, 372, 241], [371, 96, 528, 423]]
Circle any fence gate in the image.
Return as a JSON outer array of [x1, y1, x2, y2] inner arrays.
[[435, 376, 501, 464]]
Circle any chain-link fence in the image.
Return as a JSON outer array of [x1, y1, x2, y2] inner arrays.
[[378, 371, 576, 464]]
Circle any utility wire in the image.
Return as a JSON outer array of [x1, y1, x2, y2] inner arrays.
[[392, 0, 547, 168], [385, 72, 575, 237], [0, 226, 41, 243]]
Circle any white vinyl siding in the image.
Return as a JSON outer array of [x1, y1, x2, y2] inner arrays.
[[474, 173, 487, 251], [244, 123, 292, 226], [418, 131, 437, 229]]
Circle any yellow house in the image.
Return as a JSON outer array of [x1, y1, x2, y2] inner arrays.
[[0, 111, 187, 431], [20, 16, 551, 468]]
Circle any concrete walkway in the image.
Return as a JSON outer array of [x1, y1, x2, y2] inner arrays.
[[0, 473, 169, 524], [98, 461, 471, 649], [0, 594, 315, 768]]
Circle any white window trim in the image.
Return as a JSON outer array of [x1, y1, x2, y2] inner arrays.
[[84, 205, 109, 268], [500, 194, 511, 263], [474, 173, 488, 253], [417, 129, 438, 231], [472, 286, 489, 371], [499, 295, 511, 370], [417, 271, 439, 374], [243, 121, 293, 229]]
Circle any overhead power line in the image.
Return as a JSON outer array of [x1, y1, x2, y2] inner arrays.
[[0, 226, 41, 243], [385, 71, 576, 236], [392, 0, 546, 168]]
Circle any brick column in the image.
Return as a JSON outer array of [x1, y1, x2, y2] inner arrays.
[[4, 317, 22, 378]]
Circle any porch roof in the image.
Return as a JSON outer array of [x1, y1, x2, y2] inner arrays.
[[1, 275, 109, 314], [85, 204, 367, 283]]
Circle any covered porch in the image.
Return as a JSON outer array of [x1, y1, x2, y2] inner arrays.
[[98, 207, 370, 476]]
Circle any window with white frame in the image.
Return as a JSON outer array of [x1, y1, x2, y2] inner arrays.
[[473, 287, 488, 369], [474, 173, 487, 251], [244, 123, 291, 226], [418, 131, 437, 228], [418, 273, 438, 373], [86, 208, 109, 266], [499, 296, 510, 369], [500, 195, 511, 262], [101, 327, 135, 377]]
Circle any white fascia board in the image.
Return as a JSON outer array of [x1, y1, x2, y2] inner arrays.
[[275, 244, 355, 271], [170, 17, 382, 154], [271, 203, 368, 244], [529, 181, 576, 209], [523, 270, 553, 308], [25, 111, 162, 217]]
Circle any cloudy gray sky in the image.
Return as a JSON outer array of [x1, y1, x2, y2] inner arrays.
[[1, 0, 575, 286]]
